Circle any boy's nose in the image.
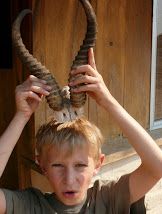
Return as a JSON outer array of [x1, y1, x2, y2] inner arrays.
[[64, 168, 76, 185]]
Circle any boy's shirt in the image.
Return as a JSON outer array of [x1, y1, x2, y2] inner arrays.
[[2, 174, 146, 214]]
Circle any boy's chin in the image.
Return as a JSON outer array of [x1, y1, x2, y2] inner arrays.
[[63, 200, 84, 206], [61, 193, 85, 206]]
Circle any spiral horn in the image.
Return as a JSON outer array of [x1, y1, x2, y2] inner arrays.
[[12, 9, 63, 111], [69, 0, 97, 108]]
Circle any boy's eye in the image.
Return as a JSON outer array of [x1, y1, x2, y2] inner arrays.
[[75, 164, 88, 168], [51, 164, 64, 168]]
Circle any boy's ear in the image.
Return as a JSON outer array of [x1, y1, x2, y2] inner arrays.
[[35, 155, 47, 175], [35, 155, 40, 165], [93, 154, 105, 176]]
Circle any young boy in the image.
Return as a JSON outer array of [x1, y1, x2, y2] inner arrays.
[[0, 48, 162, 213]]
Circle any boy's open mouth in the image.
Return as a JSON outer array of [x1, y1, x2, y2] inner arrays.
[[63, 191, 78, 198]]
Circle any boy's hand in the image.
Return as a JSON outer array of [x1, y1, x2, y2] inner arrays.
[[69, 48, 111, 107], [15, 75, 51, 120]]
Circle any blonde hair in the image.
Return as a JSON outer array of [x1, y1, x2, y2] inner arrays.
[[36, 117, 104, 161]]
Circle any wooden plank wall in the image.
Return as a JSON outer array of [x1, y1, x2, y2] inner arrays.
[[124, 0, 152, 127], [29, 0, 152, 190], [0, 0, 152, 189], [33, 0, 152, 143]]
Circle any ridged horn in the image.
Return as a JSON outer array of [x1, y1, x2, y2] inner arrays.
[[12, 9, 63, 111], [69, 0, 97, 108]]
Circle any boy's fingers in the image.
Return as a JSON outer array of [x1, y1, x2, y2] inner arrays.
[[71, 65, 96, 77], [88, 48, 97, 70], [30, 82, 51, 92], [21, 75, 47, 89], [17, 91, 42, 102], [16, 84, 50, 99], [20, 76, 51, 93], [28, 75, 47, 84], [71, 83, 96, 93], [26, 91, 42, 102], [30, 85, 50, 96], [19, 84, 51, 95], [70, 49, 98, 77], [69, 75, 97, 86]]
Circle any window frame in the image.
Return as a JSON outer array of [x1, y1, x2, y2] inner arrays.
[[150, 0, 162, 130]]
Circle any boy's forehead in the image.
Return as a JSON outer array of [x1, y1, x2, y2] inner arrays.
[[53, 141, 88, 154], [42, 142, 90, 159], [42, 143, 95, 164]]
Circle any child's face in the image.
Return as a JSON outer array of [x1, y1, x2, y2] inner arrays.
[[40, 143, 104, 206]]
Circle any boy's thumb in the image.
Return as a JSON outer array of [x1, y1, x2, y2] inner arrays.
[[88, 48, 97, 70]]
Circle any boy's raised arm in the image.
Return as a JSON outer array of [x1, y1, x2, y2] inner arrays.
[[69, 48, 162, 204], [0, 75, 50, 178], [0, 75, 50, 213]]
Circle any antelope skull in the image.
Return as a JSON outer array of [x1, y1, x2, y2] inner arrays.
[[12, 0, 97, 123]]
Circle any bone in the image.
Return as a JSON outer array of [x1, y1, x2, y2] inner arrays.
[[12, 1, 97, 122], [69, 0, 97, 108], [12, 9, 63, 111]]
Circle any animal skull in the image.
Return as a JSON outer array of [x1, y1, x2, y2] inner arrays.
[[12, 0, 97, 123]]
